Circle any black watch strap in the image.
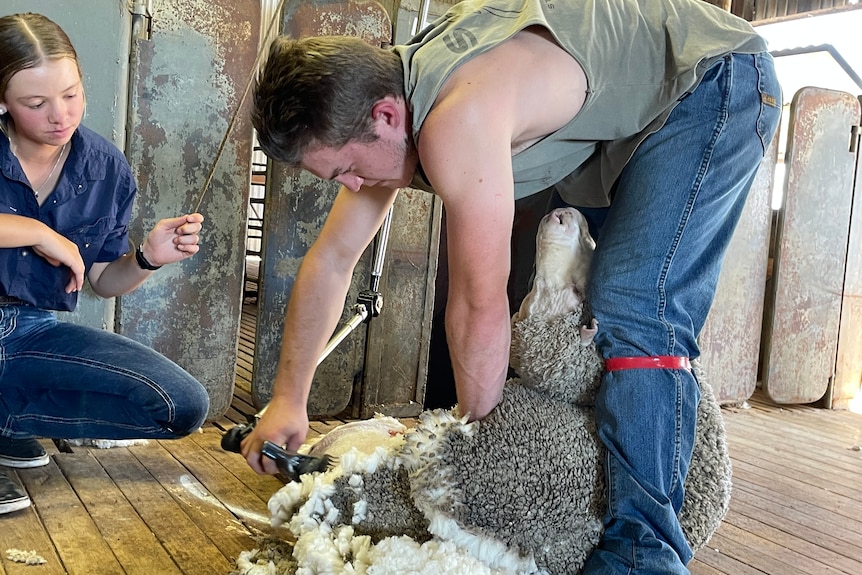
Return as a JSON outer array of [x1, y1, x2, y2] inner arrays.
[[135, 244, 162, 271]]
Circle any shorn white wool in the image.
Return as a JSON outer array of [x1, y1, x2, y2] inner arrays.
[[6, 549, 47, 565], [64, 438, 150, 448], [292, 529, 517, 575], [233, 534, 516, 575], [254, 414, 524, 575]]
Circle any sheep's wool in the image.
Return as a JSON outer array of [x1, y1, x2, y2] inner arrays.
[[232, 338, 731, 574], [64, 438, 150, 449], [509, 303, 603, 406], [405, 390, 604, 574], [252, 415, 523, 575], [233, 318, 731, 575], [6, 549, 47, 565]]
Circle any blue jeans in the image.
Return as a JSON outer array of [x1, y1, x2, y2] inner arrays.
[[581, 53, 781, 574], [0, 305, 209, 440]]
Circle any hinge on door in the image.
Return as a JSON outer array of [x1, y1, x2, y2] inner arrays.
[[131, 0, 154, 41], [851, 124, 861, 154]]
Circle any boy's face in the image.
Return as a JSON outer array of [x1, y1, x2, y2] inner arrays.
[[301, 131, 417, 193]]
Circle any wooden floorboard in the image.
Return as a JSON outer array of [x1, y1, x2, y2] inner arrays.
[[92, 447, 236, 575], [1, 301, 860, 574], [697, 400, 862, 574], [14, 459, 126, 574]]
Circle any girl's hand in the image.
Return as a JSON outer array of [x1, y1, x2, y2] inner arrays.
[[141, 213, 204, 266], [33, 230, 84, 293], [32, 231, 85, 293]]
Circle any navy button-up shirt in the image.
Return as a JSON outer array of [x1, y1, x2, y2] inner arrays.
[[0, 125, 136, 311]]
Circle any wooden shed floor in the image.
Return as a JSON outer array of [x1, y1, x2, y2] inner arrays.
[[1, 303, 861, 574]]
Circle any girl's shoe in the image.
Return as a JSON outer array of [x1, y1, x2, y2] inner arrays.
[[0, 470, 30, 514], [0, 436, 49, 468]]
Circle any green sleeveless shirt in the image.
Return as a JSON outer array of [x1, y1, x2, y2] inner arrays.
[[394, 0, 767, 206]]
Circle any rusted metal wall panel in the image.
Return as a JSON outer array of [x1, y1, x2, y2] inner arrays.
[[252, 0, 402, 415], [833, 103, 862, 409], [360, 189, 440, 417], [281, 0, 396, 38], [699, 135, 778, 404], [761, 87, 860, 404], [122, 0, 261, 418]]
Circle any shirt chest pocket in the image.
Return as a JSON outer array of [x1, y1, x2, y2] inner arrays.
[[65, 216, 117, 255]]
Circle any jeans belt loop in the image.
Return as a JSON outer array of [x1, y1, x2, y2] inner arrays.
[[605, 356, 692, 372]]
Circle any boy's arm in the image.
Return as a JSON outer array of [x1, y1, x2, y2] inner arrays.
[[243, 183, 399, 473], [419, 94, 518, 420]]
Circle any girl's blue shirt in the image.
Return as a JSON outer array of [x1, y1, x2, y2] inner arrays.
[[0, 125, 136, 311]]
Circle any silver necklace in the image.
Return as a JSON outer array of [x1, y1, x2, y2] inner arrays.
[[33, 143, 67, 198]]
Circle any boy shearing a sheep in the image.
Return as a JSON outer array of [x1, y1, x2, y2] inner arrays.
[[242, 1, 781, 573]]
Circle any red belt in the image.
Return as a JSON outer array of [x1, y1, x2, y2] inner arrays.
[[605, 356, 691, 372]]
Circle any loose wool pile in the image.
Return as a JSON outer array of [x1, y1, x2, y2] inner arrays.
[[230, 208, 732, 575]]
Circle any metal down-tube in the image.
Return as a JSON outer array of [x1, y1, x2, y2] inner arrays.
[[413, 0, 432, 35], [370, 205, 393, 292], [318, 304, 370, 365]]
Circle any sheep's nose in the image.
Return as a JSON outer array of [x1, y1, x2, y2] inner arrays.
[[550, 208, 567, 224]]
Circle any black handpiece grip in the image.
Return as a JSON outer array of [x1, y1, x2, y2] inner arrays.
[[261, 441, 332, 481], [220, 422, 254, 453]]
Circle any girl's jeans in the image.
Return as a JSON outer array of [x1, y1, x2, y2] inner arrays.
[[581, 52, 782, 574], [0, 305, 209, 440]]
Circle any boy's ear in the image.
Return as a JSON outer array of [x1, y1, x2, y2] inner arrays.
[[371, 96, 402, 128]]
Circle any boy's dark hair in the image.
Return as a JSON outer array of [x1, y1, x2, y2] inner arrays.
[[252, 35, 404, 166]]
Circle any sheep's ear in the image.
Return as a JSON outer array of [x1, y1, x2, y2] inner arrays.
[[512, 292, 535, 324], [579, 228, 596, 251], [580, 318, 598, 346]]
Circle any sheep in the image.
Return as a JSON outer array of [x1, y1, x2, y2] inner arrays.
[[230, 207, 732, 575]]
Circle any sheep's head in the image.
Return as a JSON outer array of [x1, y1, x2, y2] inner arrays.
[[513, 207, 595, 324]]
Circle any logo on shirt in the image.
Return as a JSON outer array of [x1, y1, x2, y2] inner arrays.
[[443, 28, 478, 53]]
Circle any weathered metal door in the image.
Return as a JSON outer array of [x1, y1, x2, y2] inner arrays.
[[253, 0, 439, 418], [761, 87, 861, 404], [699, 136, 778, 404], [830, 95, 862, 409], [121, 0, 260, 418], [4, 1, 260, 419]]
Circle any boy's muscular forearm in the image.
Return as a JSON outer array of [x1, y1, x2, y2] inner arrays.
[[446, 296, 511, 420]]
